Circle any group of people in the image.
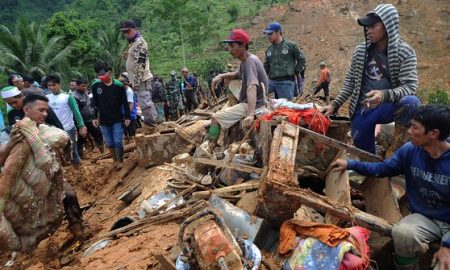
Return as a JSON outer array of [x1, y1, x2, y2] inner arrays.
[[204, 4, 448, 270], [0, 3, 448, 269]]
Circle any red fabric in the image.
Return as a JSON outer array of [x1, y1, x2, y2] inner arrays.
[[340, 226, 371, 270], [256, 108, 331, 135]]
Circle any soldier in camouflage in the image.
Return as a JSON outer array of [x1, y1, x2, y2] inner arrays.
[[120, 19, 157, 127], [165, 71, 183, 121]]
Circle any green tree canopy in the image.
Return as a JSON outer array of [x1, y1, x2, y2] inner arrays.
[[0, 19, 73, 81]]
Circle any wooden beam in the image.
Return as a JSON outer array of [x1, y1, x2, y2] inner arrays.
[[325, 149, 351, 224], [193, 157, 263, 174], [192, 180, 260, 199], [156, 254, 177, 270], [188, 111, 213, 117], [298, 127, 382, 162], [102, 201, 207, 239], [277, 184, 393, 235], [266, 121, 300, 186], [362, 177, 402, 224]]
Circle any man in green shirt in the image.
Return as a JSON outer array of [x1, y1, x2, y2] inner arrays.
[[263, 22, 306, 100]]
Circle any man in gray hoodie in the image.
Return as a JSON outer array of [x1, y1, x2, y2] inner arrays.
[[322, 4, 420, 155]]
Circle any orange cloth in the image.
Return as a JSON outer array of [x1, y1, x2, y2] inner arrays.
[[279, 220, 350, 255], [256, 108, 331, 135]]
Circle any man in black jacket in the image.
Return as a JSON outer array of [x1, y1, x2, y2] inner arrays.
[[92, 62, 130, 170]]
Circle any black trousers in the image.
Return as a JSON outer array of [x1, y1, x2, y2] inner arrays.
[[313, 82, 330, 96], [78, 121, 103, 155], [63, 182, 83, 226], [185, 91, 198, 112]]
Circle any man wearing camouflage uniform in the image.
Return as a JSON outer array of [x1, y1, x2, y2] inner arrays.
[[120, 19, 157, 127], [165, 71, 183, 121]]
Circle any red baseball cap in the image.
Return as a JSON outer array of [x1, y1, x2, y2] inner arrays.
[[223, 29, 250, 45]]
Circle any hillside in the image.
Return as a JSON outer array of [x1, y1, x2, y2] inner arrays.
[[244, 0, 450, 98], [0, 1, 449, 269]]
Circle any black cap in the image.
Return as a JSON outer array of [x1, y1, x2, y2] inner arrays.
[[357, 13, 382, 27], [119, 19, 137, 30]]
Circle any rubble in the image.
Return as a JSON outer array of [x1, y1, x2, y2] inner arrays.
[[0, 96, 412, 269]]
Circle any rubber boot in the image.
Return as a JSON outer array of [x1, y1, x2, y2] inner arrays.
[[98, 144, 105, 154], [108, 147, 117, 164], [116, 147, 124, 170], [394, 260, 420, 270], [325, 96, 330, 105], [68, 222, 85, 240], [386, 124, 409, 157], [394, 254, 420, 270]]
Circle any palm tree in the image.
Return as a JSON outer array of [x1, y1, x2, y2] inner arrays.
[[97, 26, 126, 77], [0, 19, 73, 80]]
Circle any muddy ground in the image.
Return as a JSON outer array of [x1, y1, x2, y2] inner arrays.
[[0, 149, 184, 269], [1, 0, 449, 269]]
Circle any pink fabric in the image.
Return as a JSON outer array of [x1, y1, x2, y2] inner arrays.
[[340, 226, 371, 270]]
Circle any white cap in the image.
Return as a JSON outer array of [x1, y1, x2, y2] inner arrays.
[[1, 86, 21, 99]]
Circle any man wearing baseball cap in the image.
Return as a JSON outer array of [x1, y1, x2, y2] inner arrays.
[[208, 29, 268, 142], [263, 22, 306, 100], [120, 19, 157, 129]]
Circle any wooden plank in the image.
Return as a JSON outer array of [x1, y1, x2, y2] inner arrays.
[[278, 184, 393, 235], [192, 180, 260, 199], [362, 177, 402, 224], [187, 111, 213, 117], [259, 120, 272, 167], [156, 254, 177, 270], [236, 191, 259, 214], [193, 157, 263, 174], [298, 126, 382, 162], [325, 150, 351, 224], [266, 121, 300, 186]]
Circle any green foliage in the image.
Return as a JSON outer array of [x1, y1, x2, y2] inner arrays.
[[0, 0, 73, 29], [0, 19, 73, 81], [1, 0, 289, 84], [228, 5, 240, 22], [428, 87, 449, 105], [416, 86, 450, 106], [97, 26, 127, 77], [45, 12, 100, 77]]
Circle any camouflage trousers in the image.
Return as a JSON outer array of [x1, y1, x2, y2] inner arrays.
[[136, 80, 157, 126]]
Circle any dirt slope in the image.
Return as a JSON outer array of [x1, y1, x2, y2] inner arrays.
[[246, 0, 450, 100], [0, 1, 449, 269]]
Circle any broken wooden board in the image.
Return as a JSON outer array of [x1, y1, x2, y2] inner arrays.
[[266, 121, 300, 186], [258, 120, 273, 167], [362, 177, 402, 224], [298, 126, 382, 162], [193, 157, 263, 175], [326, 120, 351, 142], [135, 132, 191, 167], [276, 183, 393, 235], [236, 191, 259, 214], [324, 150, 351, 224], [256, 121, 301, 225]]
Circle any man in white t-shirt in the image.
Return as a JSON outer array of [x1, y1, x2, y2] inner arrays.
[[46, 74, 87, 168]]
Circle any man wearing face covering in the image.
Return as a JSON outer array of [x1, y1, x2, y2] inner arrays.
[[92, 62, 130, 170], [120, 19, 157, 129]]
